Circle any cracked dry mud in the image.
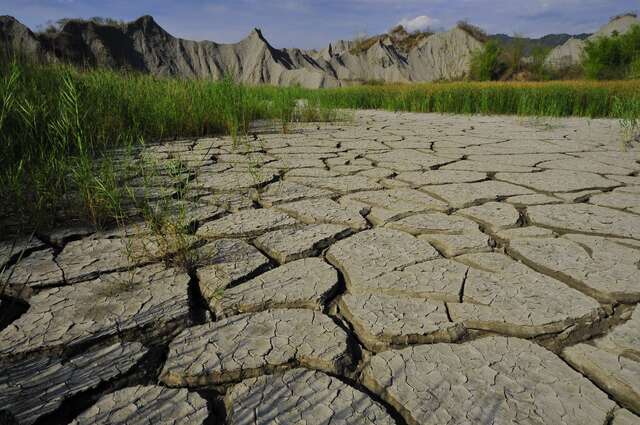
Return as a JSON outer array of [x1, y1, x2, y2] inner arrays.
[[362, 337, 616, 425], [0, 342, 147, 425], [159, 309, 353, 387], [70, 385, 209, 425], [225, 368, 396, 425], [1, 110, 640, 424], [0, 264, 191, 360]]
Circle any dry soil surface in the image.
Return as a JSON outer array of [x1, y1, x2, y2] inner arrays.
[[1, 111, 640, 424]]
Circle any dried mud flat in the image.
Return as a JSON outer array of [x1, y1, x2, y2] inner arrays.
[[1, 110, 640, 424]]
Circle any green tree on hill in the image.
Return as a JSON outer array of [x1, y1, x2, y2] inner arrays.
[[583, 25, 640, 80], [470, 41, 503, 81]]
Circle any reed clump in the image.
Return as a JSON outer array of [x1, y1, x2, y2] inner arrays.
[[0, 61, 340, 232]]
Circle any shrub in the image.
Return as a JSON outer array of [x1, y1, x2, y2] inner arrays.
[[400, 32, 432, 51], [527, 46, 553, 81], [470, 41, 504, 81], [349, 35, 381, 55], [583, 24, 640, 79], [629, 57, 640, 79], [503, 35, 526, 74], [457, 21, 488, 42], [349, 26, 432, 55]]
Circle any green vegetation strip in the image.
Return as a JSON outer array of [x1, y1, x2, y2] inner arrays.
[[290, 81, 640, 118], [1, 60, 639, 232], [0, 61, 337, 230]]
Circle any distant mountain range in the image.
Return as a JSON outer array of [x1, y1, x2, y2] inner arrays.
[[489, 33, 591, 56], [0, 15, 486, 87], [545, 13, 639, 69], [0, 14, 637, 86]]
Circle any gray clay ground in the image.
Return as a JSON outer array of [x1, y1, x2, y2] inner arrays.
[[1, 110, 640, 424]]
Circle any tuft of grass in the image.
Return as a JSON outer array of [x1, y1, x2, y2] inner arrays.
[[120, 155, 200, 273], [272, 89, 296, 134], [613, 95, 640, 149], [217, 75, 257, 146], [296, 98, 347, 122]]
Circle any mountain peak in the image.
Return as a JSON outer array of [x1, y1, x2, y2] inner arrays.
[[248, 27, 268, 42], [0, 15, 20, 23], [132, 15, 160, 29], [244, 27, 273, 48]]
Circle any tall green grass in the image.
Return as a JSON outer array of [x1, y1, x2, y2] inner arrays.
[[288, 81, 640, 118], [0, 61, 336, 233]]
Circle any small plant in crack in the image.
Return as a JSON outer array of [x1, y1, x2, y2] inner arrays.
[[273, 89, 296, 134], [613, 96, 640, 150], [246, 154, 264, 188], [142, 202, 196, 271], [119, 154, 201, 274]]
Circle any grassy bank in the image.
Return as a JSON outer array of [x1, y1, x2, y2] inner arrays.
[[291, 80, 640, 118], [0, 61, 338, 233], [1, 60, 639, 234]]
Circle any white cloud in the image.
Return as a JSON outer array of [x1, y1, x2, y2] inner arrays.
[[397, 15, 439, 32]]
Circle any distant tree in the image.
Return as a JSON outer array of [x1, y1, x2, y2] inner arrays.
[[470, 41, 503, 81], [504, 33, 526, 74], [583, 25, 640, 79], [528, 46, 552, 80]]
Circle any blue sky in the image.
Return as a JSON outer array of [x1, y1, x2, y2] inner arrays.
[[3, 0, 638, 48]]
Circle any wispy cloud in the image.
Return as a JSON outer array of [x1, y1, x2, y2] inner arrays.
[[397, 15, 439, 32]]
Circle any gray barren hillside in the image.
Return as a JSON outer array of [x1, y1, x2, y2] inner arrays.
[[546, 13, 640, 69], [0, 15, 483, 87]]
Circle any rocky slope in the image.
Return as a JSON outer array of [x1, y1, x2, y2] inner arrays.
[[546, 13, 640, 69], [0, 15, 483, 87], [0, 14, 44, 59]]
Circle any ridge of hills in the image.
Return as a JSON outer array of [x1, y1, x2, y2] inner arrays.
[[0, 14, 483, 87], [1, 13, 638, 87]]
